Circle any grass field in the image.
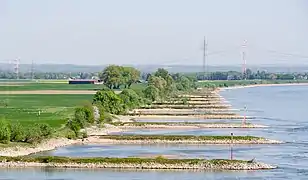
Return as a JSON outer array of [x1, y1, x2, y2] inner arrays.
[[0, 81, 146, 129], [0, 82, 146, 91], [0, 94, 94, 128]]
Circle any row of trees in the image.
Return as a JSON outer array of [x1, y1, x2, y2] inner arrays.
[[0, 68, 306, 81], [93, 67, 197, 116], [196, 69, 303, 81]]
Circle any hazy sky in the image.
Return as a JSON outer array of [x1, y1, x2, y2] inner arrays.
[[0, 0, 308, 65]]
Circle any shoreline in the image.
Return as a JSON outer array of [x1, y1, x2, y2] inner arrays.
[[131, 115, 254, 120], [218, 82, 308, 92], [0, 125, 123, 157]]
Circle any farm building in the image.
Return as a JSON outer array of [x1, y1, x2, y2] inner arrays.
[[68, 79, 98, 84]]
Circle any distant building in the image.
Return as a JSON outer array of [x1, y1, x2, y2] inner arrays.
[[68, 79, 98, 84]]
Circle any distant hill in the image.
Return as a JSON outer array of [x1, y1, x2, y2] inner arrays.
[[0, 63, 307, 73]]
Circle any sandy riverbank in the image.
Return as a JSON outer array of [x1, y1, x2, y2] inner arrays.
[[0, 161, 276, 170], [0, 125, 123, 157]]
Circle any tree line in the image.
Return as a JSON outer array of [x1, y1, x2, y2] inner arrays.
[[1, 68, 308, 81], [194, 69, 306, 81]]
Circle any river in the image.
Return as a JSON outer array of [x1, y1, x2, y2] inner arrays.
[[2, 85, 308, 179]]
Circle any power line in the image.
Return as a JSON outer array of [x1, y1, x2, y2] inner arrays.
[[242, 40, 247, 80], [203, 37, 208, 80]]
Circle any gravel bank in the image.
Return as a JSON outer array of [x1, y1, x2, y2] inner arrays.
[[88, 137, 283, 145], [120, 124, 268, 129], [131, 115, 254, 119], [0, 161, 277, 170]]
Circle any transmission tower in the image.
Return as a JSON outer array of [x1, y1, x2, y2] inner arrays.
[[13, 59, 20, 79], [202, 37, 208, 80], [242, 40, 247, 80]]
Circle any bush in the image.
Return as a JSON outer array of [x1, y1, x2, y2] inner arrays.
[[93, 89, 126, 115], [10, 122, 26, 142], [0, 119, 11, 144], [81, 101, 95, 124], [38, 123, 53, 138], [24, 123, 53, 144], [66, 119, 81, 137], [24, 126, 43, 144], [73, 107, 87, 128]]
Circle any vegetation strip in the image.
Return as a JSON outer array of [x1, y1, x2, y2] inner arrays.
[[116, 122, 267, 129], [99, 135, 263, 141], [96, 135, 282, 144]]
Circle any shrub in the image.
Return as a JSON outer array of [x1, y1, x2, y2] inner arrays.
[[10, 122, 26, 142], [73, 107, 87, 128], [0, 119, 11, 144], [38, 123, 53, 138], [24, 126, 43, 144], [66, 119, 81, 137], [81, 101, 95, 124]]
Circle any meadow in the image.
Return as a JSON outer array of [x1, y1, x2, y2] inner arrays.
[[0, 81, 146, 128], [0, 94, 94, 128], [0, 82, 145, 91]]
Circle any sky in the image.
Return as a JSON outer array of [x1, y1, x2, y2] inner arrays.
[[0, 0, 308, 66]]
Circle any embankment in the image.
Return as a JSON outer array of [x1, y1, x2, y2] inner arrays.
[[93, 135, 282, 144], [0, 157, 276, 170]]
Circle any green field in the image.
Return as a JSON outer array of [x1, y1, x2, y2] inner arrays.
[[0, 94, 94, 128], [0, 82, 146, 91]]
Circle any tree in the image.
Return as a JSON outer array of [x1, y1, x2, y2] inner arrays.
[[119, 89, 141, 110], [148, 75, 168, 99], [143, 85, 160, 102], [123, 67, 141, 88], [154, 68, 169, 80], [93, 89, 125, 114], [99, 65, 123, 89]]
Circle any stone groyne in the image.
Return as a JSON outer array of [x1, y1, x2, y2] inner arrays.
[[0, 157, 277, 170]]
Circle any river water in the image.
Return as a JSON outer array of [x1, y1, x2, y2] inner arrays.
[[2, 85, 308, 179]]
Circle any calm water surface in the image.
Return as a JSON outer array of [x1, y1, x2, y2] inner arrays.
[[2, 85, 308, 179]]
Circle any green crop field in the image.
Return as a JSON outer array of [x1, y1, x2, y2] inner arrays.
[[0, 82, 146, 91], [0, 94, 94, 128]]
